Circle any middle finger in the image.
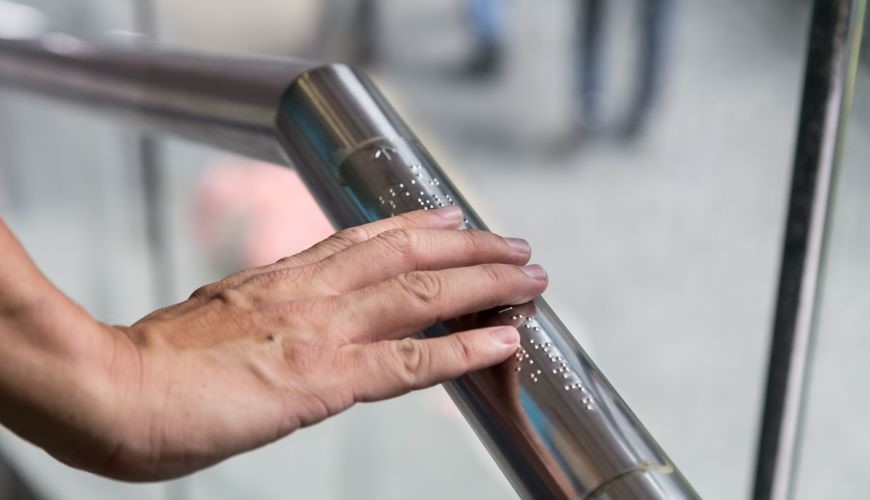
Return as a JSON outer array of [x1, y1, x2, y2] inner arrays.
[[322, 263, 548, 342], [309, 229, 531, 294]]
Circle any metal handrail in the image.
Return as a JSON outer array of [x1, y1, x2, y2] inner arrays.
[[752, 1, 867, 499], [0, 36, 697, 499]]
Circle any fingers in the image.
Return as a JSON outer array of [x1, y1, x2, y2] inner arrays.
[[307, 229, 532, 294], [324, 263, 548, 342], [346, 326, 520, 402], [186, 207, 465, 302], [278, 207, 465, 268]]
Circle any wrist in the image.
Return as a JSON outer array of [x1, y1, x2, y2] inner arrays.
[[0, 294, 130, 473], [0, 221, 137, 475]]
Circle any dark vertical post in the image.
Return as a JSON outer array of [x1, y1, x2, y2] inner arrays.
[[0, 454, 41, 500], [753, 1, 865, 499], [132, 0, 175, 308]]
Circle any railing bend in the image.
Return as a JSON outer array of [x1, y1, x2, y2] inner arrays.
[[0, 36, 698, 500]]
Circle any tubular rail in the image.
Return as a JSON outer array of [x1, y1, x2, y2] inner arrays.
[[0, 36, 698, 499], [752, 1, 866, 499]]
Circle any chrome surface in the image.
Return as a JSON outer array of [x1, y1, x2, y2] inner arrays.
[[587, 470, 690, 500], [0, 37, 698, 499], [0, 36, 319, 163], [752, 1, 866, 500], [281, 65, 697, 500]]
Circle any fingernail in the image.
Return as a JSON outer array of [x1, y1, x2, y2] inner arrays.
[[522, 264, 547, 280], [489, 326, 519, 346], [433, 205, 463, 221], [505, 238, 531, 255]]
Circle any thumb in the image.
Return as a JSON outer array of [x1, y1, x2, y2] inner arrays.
[[349, 326, 520, 403]]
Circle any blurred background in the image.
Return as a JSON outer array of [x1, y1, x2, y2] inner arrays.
[[0, 0, 867, 499]]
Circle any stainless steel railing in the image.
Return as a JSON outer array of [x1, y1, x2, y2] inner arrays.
[[0, 36, 698, 499], [752, 1, 866, 499]]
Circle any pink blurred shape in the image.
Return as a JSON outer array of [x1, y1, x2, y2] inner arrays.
[[195, 159, 335, 268]]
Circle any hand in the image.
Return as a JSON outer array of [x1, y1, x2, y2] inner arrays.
[[47, 207, 547, 481]]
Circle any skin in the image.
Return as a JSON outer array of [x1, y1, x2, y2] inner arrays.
[[0, 206, 547, 482]]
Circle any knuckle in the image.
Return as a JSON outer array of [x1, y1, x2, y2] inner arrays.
[[480, 263, 509, 285], [377, 228, 415, 260], [331, 227, 369, 249], [452, 335, 476, 364], [460, 229, 487, 254], [189, 283, 218, 300], [389, 339, 429, 388], [213, 288, 251, 309], [398, 271, 442, 305]]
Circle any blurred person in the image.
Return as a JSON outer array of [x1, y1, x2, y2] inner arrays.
[[457, 0, 673, 139], [576, 0, 674, 139], [318, 0, 506, 75], [464, 0, 506, 77], [315, 0, 379, 66], [0, 207, 547, 480], [351, 0, 379, 65], [621, 0, 673, 138], [577, 0, 605, 131]]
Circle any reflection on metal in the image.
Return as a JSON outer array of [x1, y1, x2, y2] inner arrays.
[[0, 37, 698, 499], [752, 1, 866, 500], [0, 36, 319, 164]]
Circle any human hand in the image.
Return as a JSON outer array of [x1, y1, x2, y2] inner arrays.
[[77, 206, 547, 481]]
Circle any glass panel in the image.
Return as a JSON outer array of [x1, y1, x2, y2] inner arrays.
[[0, 1, 823, 499], [794, 10, 870, 500]]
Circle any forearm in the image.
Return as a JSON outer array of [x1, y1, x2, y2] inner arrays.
[[0, 219, 120, 470]]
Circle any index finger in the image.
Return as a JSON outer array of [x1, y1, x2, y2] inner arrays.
[[278, 207, 465, 268], [189, 207, 467, 302]]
